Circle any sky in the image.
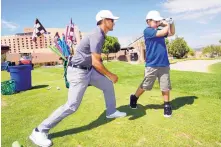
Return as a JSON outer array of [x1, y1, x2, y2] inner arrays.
[[1, 0, 221, 48]]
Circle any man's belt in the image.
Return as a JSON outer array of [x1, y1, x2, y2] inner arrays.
[[68, 63, 92, 70]]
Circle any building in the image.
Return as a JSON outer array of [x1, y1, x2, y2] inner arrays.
[[130, 37, 145, 62], [118, 35, 145, 63], [1, 27, 82, 65]]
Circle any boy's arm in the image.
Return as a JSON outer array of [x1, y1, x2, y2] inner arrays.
[[168, 22, 175, 37], [156, 20, 170, 37]]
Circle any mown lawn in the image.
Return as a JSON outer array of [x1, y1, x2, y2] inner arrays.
[[209, 62, 221, 74], [1, 62, 221, 147]]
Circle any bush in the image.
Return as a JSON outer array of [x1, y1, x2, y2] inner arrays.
[[168, 36, 189, 59]]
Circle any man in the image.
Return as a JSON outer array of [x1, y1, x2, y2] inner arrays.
[[129, 10, 175, 117], [29, 10, 126, 147]]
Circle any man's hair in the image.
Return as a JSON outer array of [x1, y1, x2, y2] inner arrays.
[[146, 19, 153, 25], [97, 20, 102, 26]]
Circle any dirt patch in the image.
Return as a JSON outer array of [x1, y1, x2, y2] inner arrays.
[[1, 99, 7, 107], [136, 137, 146, 146], [170, 60, 221, 73], [176, 132, 203, 146], [194, 139, 203, 146], [177, 132, 192, 139], [216, 141, 221, 146]]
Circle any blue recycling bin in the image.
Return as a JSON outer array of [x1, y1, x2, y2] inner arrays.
[[7, 65, 33, 92]]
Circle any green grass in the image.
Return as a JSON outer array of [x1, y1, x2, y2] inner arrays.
[[209, 62, 221, 74], [1, 62, 221, 147]]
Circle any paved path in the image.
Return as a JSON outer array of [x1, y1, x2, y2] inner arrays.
[[170, 60, 221, 73]]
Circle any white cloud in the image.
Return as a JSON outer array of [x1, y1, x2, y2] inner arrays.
[[183, 29, 221, 47], [1, 19, 19, 31], [118, 36, 132, 47], [172, 7, 221, 20], [162, 0, 221, 21], [118, 34, 143, 47], [118, 35, 142, 47], [163, 0, 221, 13], [204, 29, 221, 33], [200, 32, 221, 39], [198, 20, 208, 24]]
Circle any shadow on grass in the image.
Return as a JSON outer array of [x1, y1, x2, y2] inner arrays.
[[31, 85, 49, 90], [49, 96, 197, 139], [144, 95, 198, 110], [49, 104, 145, 139]]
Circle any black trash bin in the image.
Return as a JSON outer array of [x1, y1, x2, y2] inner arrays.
[[130, 53, 138, 61]]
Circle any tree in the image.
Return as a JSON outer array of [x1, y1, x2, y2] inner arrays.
[[102, 36, 121, 61], [165, 38, 169, 46], [188, 47, 195, 57], [168, 36, 189, 58], [219, 40, 221, 44], [1, 54, 7, 62], [203, 45, 221, 57], [165, 38, 172, 56]]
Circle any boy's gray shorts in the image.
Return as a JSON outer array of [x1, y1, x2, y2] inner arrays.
[[140, 67, 172, 91]]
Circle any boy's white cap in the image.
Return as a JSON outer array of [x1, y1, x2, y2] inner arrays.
[[146, 10, 163, 21], [96, 10, 119, 22]]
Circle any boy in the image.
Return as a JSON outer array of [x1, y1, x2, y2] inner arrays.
[[130, 10, 175, 117]]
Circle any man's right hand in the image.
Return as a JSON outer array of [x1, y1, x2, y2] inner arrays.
[[108, 73, 118, 83], [92, 53, 118, 83]]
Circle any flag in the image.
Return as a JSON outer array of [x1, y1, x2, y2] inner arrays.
[[54, 32, 60, 45], [32, 19, 47, 42], [54, 32, 60, 39], [66, 18, 77, 46]]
